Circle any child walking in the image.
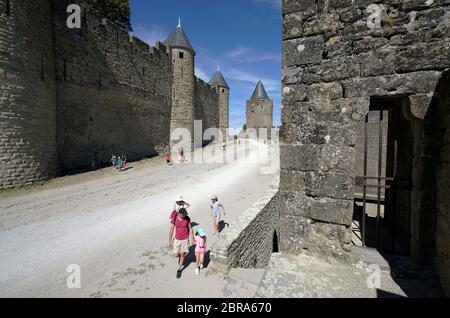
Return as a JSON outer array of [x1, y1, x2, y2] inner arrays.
[[210, 195, 226, 235], [194, 227, 207, 275]]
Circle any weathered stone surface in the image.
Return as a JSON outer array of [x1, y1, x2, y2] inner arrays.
[[283, 36, 324, 67], [396, 41, 450, 73], [283, 12, 304, 40], [281, 0, 450, 271], [282, 0, 316, 15], [304, 171, 354, 200], [280, 191, 353, 225], [302, 13, 344, 37], [282, 66, 304, 85], [210, 176, 280, 273], [280, 144, 321, 171], [309, 55, 360, 82], [280, 169, 305, 192], [279, 213, 352, 254], [342, 71, 443, 98], [320, 144, 356, 173], [408, 93, 434, 120]]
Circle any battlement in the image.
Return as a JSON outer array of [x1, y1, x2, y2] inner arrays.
[[196, 76, 219, 96], [82, 6, 170, 68], [0, 0, 227, 189]]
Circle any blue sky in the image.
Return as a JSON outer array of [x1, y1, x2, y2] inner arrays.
[[130, 0, 282, 133]]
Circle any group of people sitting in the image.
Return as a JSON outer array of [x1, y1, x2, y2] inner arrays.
[[110, 154, 127, 172], [168, 195, 226, 279]]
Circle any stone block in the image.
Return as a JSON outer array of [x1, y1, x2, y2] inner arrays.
[[408, 93, 433, 120], [280, 169, 306, 192], [302, 13, 344, 36], [280, 144, 321, 171], [283, 12, 304, 40], [282, 0, 316, 15], [320, 144, 355, 173], [304, 171, 354, 200], [283, 36, 324, 67], [342, 71, 443, 98]]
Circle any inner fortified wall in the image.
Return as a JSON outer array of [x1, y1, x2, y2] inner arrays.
[[0, 0, 59, 188], [52, 0, 173, 171], [0, 0, 225, 188]]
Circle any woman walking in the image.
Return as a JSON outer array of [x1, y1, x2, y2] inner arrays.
[[170, 208, 194, 279]]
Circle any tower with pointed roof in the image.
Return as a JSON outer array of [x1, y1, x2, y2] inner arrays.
[[164, 19, 196, 148], [246, 81, 273, 136], [209, 66, 230, 139]]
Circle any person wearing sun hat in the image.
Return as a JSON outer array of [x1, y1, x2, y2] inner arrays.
[[194, 227, 207, 275], [168, 195, 191, 247]]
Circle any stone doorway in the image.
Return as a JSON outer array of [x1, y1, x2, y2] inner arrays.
[[353, 97, 413, 255]]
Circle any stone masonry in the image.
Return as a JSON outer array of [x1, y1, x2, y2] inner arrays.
[[0, 0, 59, 188], [281, 0, 450, 294], [0, 0, 229, 188], [211, 175, 280, 273]]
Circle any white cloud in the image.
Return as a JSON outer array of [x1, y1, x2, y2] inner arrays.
[[132, 25, 167, 46], [195, 67, 209, 81], [226, 46, 251, 59], [225, 46, 281, 64]]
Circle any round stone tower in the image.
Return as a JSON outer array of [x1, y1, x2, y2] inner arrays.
[[209, 67, 230, 141], [0, 0, 59, 189], [164, 19, 196, 149]]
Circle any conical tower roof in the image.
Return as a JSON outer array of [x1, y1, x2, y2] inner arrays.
[[163, 20, 195, 54], [250, 80, 270, 100], [208, 69, 229, 89]]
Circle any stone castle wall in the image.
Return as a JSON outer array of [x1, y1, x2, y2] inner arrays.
[[0, 0, 223, 186], [0, 0, 59, 189], [195, 77, 219, 144], [52, 0, 172, 171], [211, 176, 280, 273], [281, 0, 450, 290]]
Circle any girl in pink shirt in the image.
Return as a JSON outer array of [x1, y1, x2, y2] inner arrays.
[[194, 228, 207, 275]]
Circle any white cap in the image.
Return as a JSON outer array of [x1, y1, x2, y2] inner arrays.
[[211, 195, 218, 200], [175, 195, 184, 202]]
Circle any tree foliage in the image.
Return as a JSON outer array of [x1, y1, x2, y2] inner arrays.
[[88, 0, 132, 31]]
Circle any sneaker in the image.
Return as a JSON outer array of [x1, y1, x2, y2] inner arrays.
[[200, 264, 204, 270], [176, 270, 182, 279], [195, 268, 200, 275]]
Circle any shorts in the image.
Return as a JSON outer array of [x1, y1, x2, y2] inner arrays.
[[195, 251, 205, 257], [173, 239, 189, 254], [213, 213, 221, 221]]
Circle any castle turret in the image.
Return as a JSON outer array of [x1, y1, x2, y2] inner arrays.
[[208, 67, 229, 140], [246, 81, 273, 134], [164, 19, 196, 148], [0, 0, 59, 189]]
